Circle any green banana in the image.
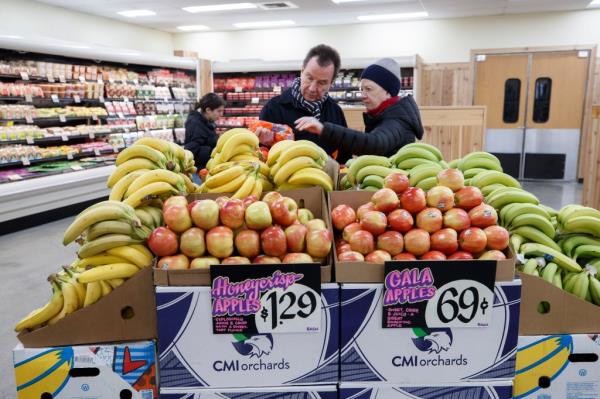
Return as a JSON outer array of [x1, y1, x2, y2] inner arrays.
[[572, 244, 600, 261], [470, 170, 521, 189], [588, 274, 600, 305], [501, 203, 552, 227], [541, 262, 559, 283], [348, 155, 391, 184], [572, 272, 590, 299], [356, 165, 396, 184], [481, 184, 507, 197], [520, 243, 582, 273], [552, 273, 563, 290], [464, 168, 488, 179], [521, 258, 539, 275], [361, 175, 384, 189], [409, 165, 442, 186], [459, 157, 502, 172], [487, 189, 539, 210], [561, 216, 600, 238], [459, 151, 501, 166], [509, 213, 556, 239], [511, 226, 561, 252], [390, 147, 438, 165], [416, 176, 438, 191], [560, 235, 600, 257], [401, 142, 444, 161], [510, 233, 526, 253], [448, 159, 460, 169], [539, 204, 558, 218], [396, 158, 440, 170]]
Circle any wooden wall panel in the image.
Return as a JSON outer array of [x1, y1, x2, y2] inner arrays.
[[593, 58, 600, 106], [583, 107, 600, 207], [419, 63, 473, 106]]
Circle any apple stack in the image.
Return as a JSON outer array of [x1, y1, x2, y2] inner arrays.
[[331, 169, 511, 263], [148, 192, 333, 269]]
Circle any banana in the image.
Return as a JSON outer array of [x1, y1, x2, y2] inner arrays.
[[458, 157, 502, 172], [47, 278, 79, 325], [361, 175, 384, 189], [487, 189, 539, 210], [561, 216, 600, 237], [416, 176, 438, 191], [77, 263, 139, 283], [287, 167, 334, 191], [206, 172, 248, 193], [361, 185, 379, 192], [215, 128, 255, 153], [563, 272, 578, 290], [356, 165, 396, 184], [572, 272, 590, 300], [208, 161, 237, 175], [123, 182, 180, 208], [510, 233, 526, 253], [409, 161, 443, 174], [470, 170, 521, 189], [108, 279, 125, 289], [390, 147, 438, 165], [558, 205, 600, 224], [522, 258, 540, 275], [464, 168, 488, 179], [501, 203, 551, 227], [258, 175, 273, 192], [74, 254, 129, 268], [589, 275, 600, 305], [396, 158, 440, 170], [266, 139, 298, 166], [116, 144, 167, 168], [250, 177, 263, 198], [552, 273, 563, 290], [63, 205, 138, 245], [106, 245, 153, 268], [542, 262, 559, 283], [277, 141, 328, 165], [125, 169, 187, 197], [448, 159, 460, 168], [107, 158, 159, 188], [204, 165, 247, 189], [140, 206, 162, 228], [99, 280, 112, 297], [539, 204, 558, 218], [86, 220, 137, 241], [459, 151, 501, 165], [509, 214, 556, 239], [572, 244, 600, 261], [83, 281, 102, 307], [230, 154, 259, 162], [273, 156, 324, 187], [481, 184, 507, 197], [232, 172, 257, 199], [108, 169, 149, 201], [347, 155, 391, 184], [78, 234, 143, 259], [409, 166, 443, 186], [511, 226, 561, 252], [134, 136, 172, 154], [401, 142, 444, 161], [180, 173, 197, 193], [520, 243, 582, 273], [15, 280, 63, 332], [220, 132, 259, 163], [560, 235, 600, 257], [135, 208, 156, 229]]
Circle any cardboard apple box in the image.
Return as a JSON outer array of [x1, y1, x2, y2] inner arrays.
[[18, 266, 157, 348], [517, 271, 600, 334], [329, 190, 516, 283], [154, 186, 333, 286]]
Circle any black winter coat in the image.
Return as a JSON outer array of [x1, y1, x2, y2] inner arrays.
[[320, 95, 424, 163], [259, 88, 348, 157], [184, 111, 217, 169]]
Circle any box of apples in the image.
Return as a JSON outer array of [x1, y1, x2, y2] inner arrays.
[[330, 170, 515, 283], [151, 186, 334, 286]]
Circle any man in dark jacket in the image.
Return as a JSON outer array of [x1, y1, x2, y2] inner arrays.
[[258, 44, 347, 157], [295, 58, 424, 162], [184, 93, 225, 171]]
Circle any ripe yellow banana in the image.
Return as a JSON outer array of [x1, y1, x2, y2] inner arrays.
[[123, 182, 179, 208], [267, 139, 298, 167], [215, 128, 254, 152], [47, 279, 79, 325], [220, 132, 259, 163], [106, 245, 153, 268], [130, 244, 155, 261], [108, 169, 149, 201], [78, 234, 143, 259], [108, 279, 125, 289], [133, 137, 172, 153], [134, 208, 156, 229], [63, 205, 138, 245], [77, 263, 140, 283], [206, 172, 248, 193], [86, 220, 135, 241], [277, 141, 328, 166], [208, 161, 238, 175], [83, 281, 102, 307], [99, 280, 112, 296], [232, 172, 257, 199], [250, 178, 263, 198], [15, 280, 63, 332], [273, 156, 323, 187], [125, 169, 186, 198], [179, 173, 196, 193], [74, 254, 129, 269], [107, 158, 158, 188], [230, 154, 259, 162], [259, 175, 274, 192], [116, 144, 167, 167], [222, 144, 258, 162], [204, 165, 247, 189], [287, 167, 333, 191]]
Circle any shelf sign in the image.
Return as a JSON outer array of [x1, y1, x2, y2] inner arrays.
[[273, 85, 282, 93], [21, 157, 31, 166], [88, 132, 95, 139], [59, 75, 66, 83], [67, 152, 74, 160], [61, 134, 69, 141], [7, 174, 23, 181], [20, 72, 29, 81], [94, 148, 101, 156], [47, 73, 55, 83], [26, 136, 34, 144], [59, 115, 67, 123], [123, 96, 129, 103], [51, 94, 60, 103], [92, 114, 98, 121], [25, 115, 34, 124], [234, 86, 243, 93], [117, 112, 125, 119], [113, 146, 119, 153], [25, 94, 33, 103], [251, 97, 260, 104], [79, 75, 86, 83], [71, 164, 83, 171], [73, 94, 81, 103]]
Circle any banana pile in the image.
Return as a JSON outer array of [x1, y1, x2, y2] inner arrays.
[[341, 155, 395, 191], [267, 139, 334, 192], [392, 143, 446, 191]]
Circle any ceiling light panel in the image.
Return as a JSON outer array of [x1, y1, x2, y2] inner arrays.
[[233, 20, 296, 28], [183, 3, 257, 13], [177, 25, 211, 31], [117, 9, 156, 17], [357, 11, 429, 21]]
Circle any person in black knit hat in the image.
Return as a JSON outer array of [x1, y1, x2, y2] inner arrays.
[[295, 58, 424, 164]]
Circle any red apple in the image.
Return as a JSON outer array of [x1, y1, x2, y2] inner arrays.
[[404, 229, 431, 256], [157, 254, 189, 270], [337, 243, 352, 255], [454, 186, 484, 210], [235, 229, 261, 258], [421, 250, 447, 260], [430, 228, 458, 255], [384, 172, 410, 194], [164, 204, 192, 233], [388, 209, 414, 233], [336, 237, 348, 247], [377, 231, 404, 256], [437, 169, 465, 192], [243, 195, 258, 209], [448, 251, 474, 260], [148, 227, 178, 256], [297, 208, 314, 224], [468, 204, 498, 228], [343, 222, 362, 241], [283, 253, 314, 263], [349, 230, 375, 255], [180, 227, 206, 258], [459, 227, 487, 253], [426, 186, 455, 212], [163, 196, 187, 211], [400, 187, 427, 214], [261, 226, 287, 257], [262, 191, 282, 208], [220, 199, 245, 229], [190, 256, 220, 270], [245, 201, 272, 230], [416, 207, 443, 233], [270, 197, 298, 226], [253, 255, 281, 264], [206, 226, 234, 258], [307, 229, 332, 258], [443, 208, 471, 231], [484, 225, 510, 250], [331, 204, 357, 231], [285, 223, 308, 253], [215, 196, 230, 207], [190, 199, 220, 230], [365, 250, 392, 264], [306, 218, 327, 231], [479, 250, 507, 260], [393, 253, 417, 261], [338, 251, 365, 262], [222, 256, 251, 265], [360, 211, 388, 236], [356, 202, 376, 220], [371, 188, 400, 213]]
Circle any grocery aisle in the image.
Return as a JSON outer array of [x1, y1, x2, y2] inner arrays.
[[521, 181, 583, 210]]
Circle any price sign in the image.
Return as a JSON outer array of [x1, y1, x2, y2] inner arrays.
[[113, 146, 119, 153], [25, 114, 34, 124], [47, 73, 55, 83], [234, 86, 243, 93], [88, 132, 95, 139], [210, 264, 321, 334], [94, 148, 101, 156], [117, 112, 125, 119], [59, 115, 67, 123], [71, 164, 83, 171], [79, 75, 86, 83], [382, 260, 496, 329], [67, 152, 74, 160], [59, 75, 66, 83], [251, 97, 259, 104], [73, 94, 81, 103], [123, 96, 129, 103], [98, 95, 105, 103], [26, 136, 34, 144], [61, 134, 68, 141], [20, 72, 29, 81], [21, 157, 31, 166], [51, 94, 60, 103], [91, 114, 98, 121], [273, 85, 282, 93], [25, 94, 33, 103], [7, 174, 23, 181]]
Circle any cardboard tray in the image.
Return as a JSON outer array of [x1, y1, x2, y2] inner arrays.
[[154, 186, 333, 286], [18, 266, 157, 348], [517, 271, 600, 335], [329, 190, 516, 283]]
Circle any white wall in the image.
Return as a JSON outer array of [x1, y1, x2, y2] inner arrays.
[[1, 0, 173, 55], [173, 9, 600, 64]]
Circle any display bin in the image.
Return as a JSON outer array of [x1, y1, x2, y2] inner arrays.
[[159, 385, 338, 399], [338, 381, 513, 399]]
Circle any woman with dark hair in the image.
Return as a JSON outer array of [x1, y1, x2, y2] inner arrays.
[[184, 93, 226, 172]]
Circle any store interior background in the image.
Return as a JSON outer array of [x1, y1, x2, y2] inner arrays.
[[1, 0, 600, 397]]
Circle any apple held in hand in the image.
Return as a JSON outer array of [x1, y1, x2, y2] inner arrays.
[[365, 250, 392, 264], [206, 226, 234, 258], [220, 199, 245, 229], [190, 256, 220, 270], [388, 209, 414, 233], [180, 227, 206, 258], [360, 211, 388, 236], [235, 229, 261, 258], [430, 228, 458, 255], [245, 201, 272, 230], [384, 172, 409, 194], [285, 223, 308, 253], [484, 225, 509, 250], [404, 228, 431, 256], [437, 169, 464, 192], [400, 187, 426, 214], [371, 188, 400, 213], [349, 230, 375, 255], [190, 199, 219, 230], [158, 254, 189, 270], [261, 226, 287, 257], [416, 207, 443, 233], [443, 208, 471, 231], [459, 227, 487, 253], [331, 204, 357, 231], [148, 226, 178, 256], [307, 228, 332, 258], [270, 197, 298, 226], [283, 253, 314, 263], [338, 251, 365, 262], [377, 231, 404, 256], [164, 204, 192, 233], [468, 204, 498, 228], [426, 186, 455, 212], [454, 186, 484, 210]]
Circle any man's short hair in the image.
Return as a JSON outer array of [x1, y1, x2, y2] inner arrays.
[[302, 44, 341, 80]]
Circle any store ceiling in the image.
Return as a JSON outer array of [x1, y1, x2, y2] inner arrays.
[[34, 0, 597, 32]]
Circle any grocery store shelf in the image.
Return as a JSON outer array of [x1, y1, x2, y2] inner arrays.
[[0, 148, 121, 169], [0, 115, 107, 124], [0, 164, 114, 222], [0, 131, 114, 145], [0, 96, 103, 105]]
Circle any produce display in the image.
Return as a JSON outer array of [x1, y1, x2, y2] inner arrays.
[[0, 105, 107, 119]]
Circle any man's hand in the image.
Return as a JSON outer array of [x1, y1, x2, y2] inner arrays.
[[255, 127, 274, 146], [295, 117, 324, 135]]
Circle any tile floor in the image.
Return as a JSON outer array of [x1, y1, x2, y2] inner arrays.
[[0, 181, 584, 398]]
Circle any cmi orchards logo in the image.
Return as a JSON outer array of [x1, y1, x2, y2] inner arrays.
[[392, 327, 468, 368], [213, 333, 290, 372], [232, 333, 274, 358], [411, 328, 453, 354]]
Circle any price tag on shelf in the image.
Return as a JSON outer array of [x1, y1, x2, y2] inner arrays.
[[51, 94, 60, 103], [123, 96, 129, 103], [144, 96, 150, 101], [251, 97, 260, 104], [47, 73, 55, 83], [117, 112, 125, 119], [67, 152, 74, 160], [59, 115, 67, 123], [97, 77, 104, 84], [25, 115, 34, 124], [7, 174, 23, 181], [61, 134, 68, 141], [91, 114, 98, 121], [210, 264, 321, 335], [113, 146, 119, 153], [21, 157, 31, 166], [133, 79, 139, 85], [109, 77, 115, 84], [73, 94, 81, 103], [24, 94, 33, 103], [234, 86, 243, 93], [98, 96, 105, 103], [88, 132, 95, 139], [382, 260, 496, 329], [71, 164, 83, 171], [164, 97, 170, 102], [20, 72, 29, 81], [94, 148, 101, 156], [79, 75, 86, 83], [123, 127, 130, 133], [26, 136, 34, 145], [273, 85, 282, 93], [59, 75, 66, 83]]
